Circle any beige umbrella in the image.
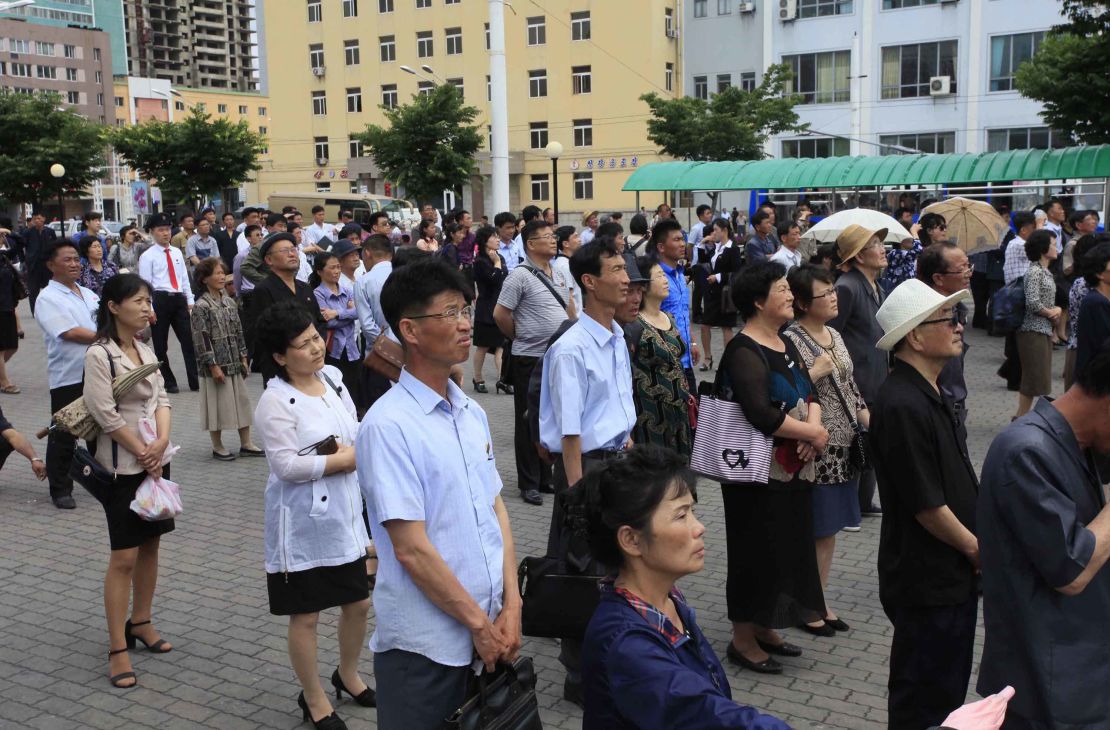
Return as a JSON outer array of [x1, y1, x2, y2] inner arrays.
[[921, 197, 1009, 254], [36, 361, 163, 440]]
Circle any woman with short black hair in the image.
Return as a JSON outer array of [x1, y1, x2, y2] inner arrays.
[[254, 302, 374, 729], [78, 234, 119, 295], [1015, 229, 1061, 418], [580, 445, 790, 730]]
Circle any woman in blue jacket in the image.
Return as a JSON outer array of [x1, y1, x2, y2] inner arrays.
[[579, 445, 791, 730]]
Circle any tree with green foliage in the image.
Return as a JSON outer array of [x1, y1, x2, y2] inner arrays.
[[1015, 0, 1110, 144], [0, 90, 105, 210], [109, 106, 267, 210], [354, 83, 483, 205], [640, 64, 807, 162]]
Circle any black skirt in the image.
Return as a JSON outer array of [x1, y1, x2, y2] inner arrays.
[[103, 467, 176, 551], [473, 321, 505, 351], [267, 555, 369, 615], [700, 282, 739, 328], [0, 311, 18, 351]]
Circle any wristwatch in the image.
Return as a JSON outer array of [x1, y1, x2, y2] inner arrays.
[[30, 457, 43, 463]]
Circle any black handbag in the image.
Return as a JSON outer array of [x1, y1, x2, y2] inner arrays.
[[69, 348, 119, 505], [517, 556, 601, 640], [444, 657, 543, 730]]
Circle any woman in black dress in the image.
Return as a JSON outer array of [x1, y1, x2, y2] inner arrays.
[[471, 225, 511, 394], [695, 218, 742, 371], [717, 261, 830, 675], [84, 274, 176, 689]]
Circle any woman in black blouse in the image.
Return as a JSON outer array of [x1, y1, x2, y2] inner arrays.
[[716, 261, 830, 675], [470, 225, 511, 394]]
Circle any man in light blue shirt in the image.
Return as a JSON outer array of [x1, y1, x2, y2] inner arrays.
[[539, 237, 635, 707], [353, 234, 394, 410], [34, 239, 99, 509], [494, 211, 523, 272], [358, 257, 520, 729], [653, 219, 701, 388]]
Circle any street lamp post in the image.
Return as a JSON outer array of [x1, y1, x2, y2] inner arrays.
[[50, 163, 65, 223], [545, 141, 563, 225]]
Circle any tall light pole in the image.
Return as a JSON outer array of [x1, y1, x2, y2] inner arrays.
[[50, 163, 65, 223], [488, 0, 509, 214], [545, 141, 563, 224]]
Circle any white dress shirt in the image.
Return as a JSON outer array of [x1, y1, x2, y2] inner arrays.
[[34, 279, 99, 389], [304, 222, 336, 246], [138, 243, 194, 305], [354, 260, 392, 342], [768, 244, 803, 272], [1004, 236, 1031, 285]]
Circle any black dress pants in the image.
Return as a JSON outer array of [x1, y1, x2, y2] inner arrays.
[[151, 291, 198, 389], [510, 354, 550, 493], [883, 594, 978, 730], [46, 382, 83, 498]]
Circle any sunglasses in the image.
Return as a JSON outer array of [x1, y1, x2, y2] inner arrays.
[[919, 308, 964, 329]]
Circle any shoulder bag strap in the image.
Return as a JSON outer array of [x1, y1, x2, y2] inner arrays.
[[319, 370, 343, 398], [98, 343, 118, 472], [519, 264, 567, 311], [790, 326, 860, 429]]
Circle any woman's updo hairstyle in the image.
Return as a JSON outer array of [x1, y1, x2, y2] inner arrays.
[[581, 445, 697, 571]]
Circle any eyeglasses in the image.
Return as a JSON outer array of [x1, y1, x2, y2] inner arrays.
[[919, 309, 963, 329], [939, 263, 974, 276], [812, 288, 837, 299], [406, 305, 473, 323], [527, 233, 555, 242], [268, 246, 297, 256]]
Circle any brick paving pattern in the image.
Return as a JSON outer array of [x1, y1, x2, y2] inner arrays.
[[0, 301, 1058, 729]]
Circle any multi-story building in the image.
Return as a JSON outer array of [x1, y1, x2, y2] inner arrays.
[[0, 0, 127, 76], [683, 0, 1067, 159], [258, 0, 681, 219], [0, 17, 115, 124], [122, 0, 260, 92]]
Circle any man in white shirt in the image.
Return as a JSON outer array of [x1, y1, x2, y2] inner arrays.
[[235, 207, 262, 254], [303, 204, 336, 253], [1004, 212, 1036, 285], [768, 220, 804, 272], [688, 204, 714, 247], [138, 212, 197, 393], [354, 234, 395, 410], [579, 210, 600, 245], [494, 212, 524, 272], [1043, 199, 1066, 254]]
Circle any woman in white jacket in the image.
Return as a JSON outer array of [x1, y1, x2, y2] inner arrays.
[[254, 302, 374, 730]]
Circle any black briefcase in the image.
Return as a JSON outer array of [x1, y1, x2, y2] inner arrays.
[[517, 556, 601, 641], [443, 657, 543, 730]]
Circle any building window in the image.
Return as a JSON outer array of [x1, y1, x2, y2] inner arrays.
[[718, 0, 731, 14], [382, 83, 398, 108], [343, 0, 358, 17], [315, 137, 330, 160], [572, 65, 591, 94], [175, 100, 185, 111], [10, 63, 30, 77], [447, 77, 464, 98], [573, 172, 593, 200], [93, 48, 100, 61], [308, 0, 322, 21], [716, 74, 731, 93], [881, 40, 957, 98], [986, 126, 1067, 152], [527, 16, 546, 46], [529, 122, 548, 149], [379, 0, 393, 12], [665, 62, 674, 91], [530, 174, 550, 201], [63, 44, 76, 58], [10, 39, 29, 54], [798, 0, 853, 17], [782, 137, 850, 158], [445, 0, 460, 4], [784, 50, 850, 103], [35, 41, 54, 56], [217, 103, 228, 113], [878, 131, 956, 155], [487, 75, 491, 101], [65, 67, 78, 81], [665, 8, 674, 34], [94, 70, 102, 84], [528, 69, 547, 98], [883, 0, 938, 7], [68, 91, 80, 104], [309, 43, 324, 68], [485, 23, 490, 49], [416, 0, 431, 7], [35, 65, 56, 79], [239, 105, 248, 114], [259, 126, 267, 134], [316, 182, 331, 192], [741, 71, 757, 91], [345, 39, 360, 65], [693, 75, 708, 100], [311, 90, 327, 115], [417, 31, 433, 57], [347, 87, 362, 112], [259, 106, 267, 116], [571, 11, 591, 41], [573, 119, 593, 147], [990, 31, 1045, 92], [417, 80, 434, 96], [379, 34, 397, 61], [693, 0, 707, 17], [445, 27, 463, 55], [96, 92, 104, 106]]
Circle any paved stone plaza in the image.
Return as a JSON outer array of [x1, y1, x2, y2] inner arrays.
[[0, 301, 1059, 730]]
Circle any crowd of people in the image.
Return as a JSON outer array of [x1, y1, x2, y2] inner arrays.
[[0, 191, 1107, 730]]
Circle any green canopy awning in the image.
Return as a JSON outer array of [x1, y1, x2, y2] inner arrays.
[[621, 145, 1110, 192]]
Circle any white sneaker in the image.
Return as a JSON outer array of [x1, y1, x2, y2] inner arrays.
[[842, 525, 861, 533]]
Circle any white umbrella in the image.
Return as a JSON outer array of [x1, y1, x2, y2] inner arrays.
[[801, 208, 913, 245]]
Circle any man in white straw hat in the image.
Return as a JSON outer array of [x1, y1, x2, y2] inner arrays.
[[869, 279, 980, 730]]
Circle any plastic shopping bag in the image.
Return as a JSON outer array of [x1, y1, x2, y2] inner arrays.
[[130, 475, 183, 522]]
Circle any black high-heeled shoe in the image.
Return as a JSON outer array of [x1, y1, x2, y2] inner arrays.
[[698, 355, 715, 372], [331, 669, 376, 707], [472, 379, 488, 394], [108, 647, 136, 689], [298, 692, 348, 730], [125, 619, 172, 653], [495, 380, 514, 395]]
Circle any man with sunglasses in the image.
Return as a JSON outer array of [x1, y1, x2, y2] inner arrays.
[[918, 243, 973, 423], [871, 279, 980, 730]]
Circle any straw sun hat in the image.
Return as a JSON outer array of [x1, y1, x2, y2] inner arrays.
[[876, 279, 972, 351], [836, 224, 888, 264]]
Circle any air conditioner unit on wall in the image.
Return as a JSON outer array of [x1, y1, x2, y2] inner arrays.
[[739, 2, 755, 12], [311, 66, 325, 77], [929, 76, 952, 96], [315, 157, 329, 166], [779, 0, 797, 21], [666, 28, 679, 39]]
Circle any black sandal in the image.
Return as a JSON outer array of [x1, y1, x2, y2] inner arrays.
[[108, 648, 136, 689], [125, 619, 172, 653]]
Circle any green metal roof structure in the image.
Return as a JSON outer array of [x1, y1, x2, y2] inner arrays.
[[622, 145, 1110, 192]]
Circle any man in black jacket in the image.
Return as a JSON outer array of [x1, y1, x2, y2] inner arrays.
[[202, 207, 237, 274], [15, 211, 57, 311]]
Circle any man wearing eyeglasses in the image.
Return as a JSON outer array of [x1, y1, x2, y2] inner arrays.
[[249, 232, 326, 386], [918, 243, 973, 423]]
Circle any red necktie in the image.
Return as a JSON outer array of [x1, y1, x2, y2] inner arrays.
[[164, 247, 179, 290]]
